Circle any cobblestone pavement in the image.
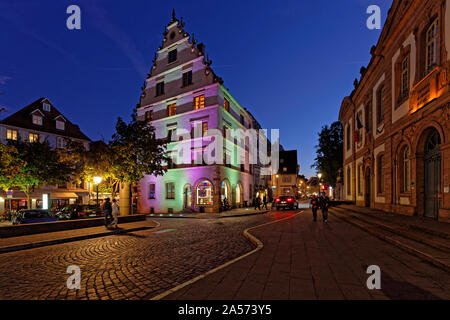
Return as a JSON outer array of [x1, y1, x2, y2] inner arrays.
[[166, 209, 450, 300], [0, 212, 293, 300]]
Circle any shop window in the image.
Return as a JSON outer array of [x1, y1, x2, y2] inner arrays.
[[197, 181, 213, 205], [166, 182, 175, 200]]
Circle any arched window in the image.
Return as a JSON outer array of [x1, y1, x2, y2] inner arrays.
[[377, 155, 385, 194], [402, 147, 411, 193], [196, 180, 213, 206]]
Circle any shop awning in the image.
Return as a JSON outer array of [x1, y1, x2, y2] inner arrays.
[[50, 192, 78, 199]]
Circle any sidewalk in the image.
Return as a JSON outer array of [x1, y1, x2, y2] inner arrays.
[[0, 219, 159, 254], [149, 207, 270, 219], [161, 210, 450, 300]]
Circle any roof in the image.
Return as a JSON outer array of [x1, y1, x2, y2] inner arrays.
[[278, 150, 298, 174], [0, 98, 90, 141]]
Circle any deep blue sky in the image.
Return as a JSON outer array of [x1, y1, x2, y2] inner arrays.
[[0, 0, 392, 178]]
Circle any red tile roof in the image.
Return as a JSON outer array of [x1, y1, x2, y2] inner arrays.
[[0, 98, 90, 141]]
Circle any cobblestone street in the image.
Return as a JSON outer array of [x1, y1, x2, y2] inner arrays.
[[0, 213, 292, 300]]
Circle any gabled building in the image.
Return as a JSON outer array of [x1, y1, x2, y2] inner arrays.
[[339, 0, 450, 221], [0, 98, 91, 212], [271, 150, 299, 198], [136, 11, 266, 214]]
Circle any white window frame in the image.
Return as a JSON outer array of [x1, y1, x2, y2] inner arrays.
[[32, 115, 43, 126], [56, 120, 65, 130]]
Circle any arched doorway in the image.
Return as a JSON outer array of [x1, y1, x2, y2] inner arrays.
[[196, 180, 214, 206], [183, 185, 192, 209], [424, 129, 441, 219], [235, 183, 244, 207], [365, 167, 371, 207], [220, 180, 230, 203]]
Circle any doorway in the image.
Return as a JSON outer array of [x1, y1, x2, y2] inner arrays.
[[184, 185, 192, 209], [424, 129, 441, 220], [365, 168, 371, 207]]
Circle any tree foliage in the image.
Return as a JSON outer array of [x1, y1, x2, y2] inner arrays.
[[0, 143, 25, 191], [312, 121, 343, 187]]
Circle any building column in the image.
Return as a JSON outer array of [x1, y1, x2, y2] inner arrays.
[[119, 182, 131, 216]]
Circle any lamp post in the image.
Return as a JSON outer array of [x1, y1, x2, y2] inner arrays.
[[317, 173, 322, 196], [93, 176, 102, 205]]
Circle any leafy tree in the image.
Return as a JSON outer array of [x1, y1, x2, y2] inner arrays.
[[110, 109, 168, 185], [312, 121, 343, 187], [6, 139, 73, 207], [0, 143, 24, 191]]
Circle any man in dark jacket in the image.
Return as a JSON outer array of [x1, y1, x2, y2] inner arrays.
[[102, 198, 113, 228], [310, 195, 320, 222], [319, 192, 330, 223]]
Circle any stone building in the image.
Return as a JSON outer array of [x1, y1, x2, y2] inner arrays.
[[271, 150, 299, 199], [136, 11, 268, 214], [339, 0, 450, 221]]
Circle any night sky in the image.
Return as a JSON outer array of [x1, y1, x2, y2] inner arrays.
[[0, 0, 392, 178]]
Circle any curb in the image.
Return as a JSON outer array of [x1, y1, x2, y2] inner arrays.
[[148, 210, 270, 220], [329, 209, 450, 273], [0, 220, 161, 254], [150, 210, 303, 300]]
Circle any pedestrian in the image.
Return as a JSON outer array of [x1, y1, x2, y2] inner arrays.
[[102, 198, 113, 228], [111, 199, 120, 229], [310, 195, 320, 222], [255, 197, 261, 211], [319, 192, 330, 223], [262, 195, 268, 210]]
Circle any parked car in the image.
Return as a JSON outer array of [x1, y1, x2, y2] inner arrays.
[[12, 209, 59, 225], [56, 204, 104, 220], [274, 196, 299, 210]]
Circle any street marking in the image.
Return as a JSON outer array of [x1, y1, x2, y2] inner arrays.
[[150, 210, 303, 300], [154, 229, 176, 234]]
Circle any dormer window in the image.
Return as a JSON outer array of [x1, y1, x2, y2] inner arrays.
[[168, 49, 177, 64], [32, 114, 43, 126], [56, 120, 65, 130], [43, 103, 51, 112]]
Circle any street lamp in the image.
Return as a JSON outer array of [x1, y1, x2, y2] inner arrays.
[[93, 176, 102, 205], [317, 173, 322, 195]]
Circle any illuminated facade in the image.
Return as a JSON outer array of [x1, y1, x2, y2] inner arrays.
[[136, 11, 265, 214], [339, 0, 450, 221]]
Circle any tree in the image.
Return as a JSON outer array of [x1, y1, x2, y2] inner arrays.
[[110, 109, 168, 214], [0, 143, 24, 191], [312, 121, 343, 187], [6, 139, 73, 207]]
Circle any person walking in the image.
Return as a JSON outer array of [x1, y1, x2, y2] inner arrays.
[[111, 199, 120, 229], [310, 195, 320, 222], [255, 197, 261, 211], [102, 198, 113, 228], [319, 192, 330, 223], [262, 195, 268, 210]]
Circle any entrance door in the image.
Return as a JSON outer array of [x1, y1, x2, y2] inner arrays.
[[365, 168, 371, 207], [184, 186, 192, 209], [424, 130, 441, 219]]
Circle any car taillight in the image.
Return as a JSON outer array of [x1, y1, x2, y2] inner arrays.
[[287, 198, 293, 202], [276, 198, 281, 203], [79, 212, 86, 215]]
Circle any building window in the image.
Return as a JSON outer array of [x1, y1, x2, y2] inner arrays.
[[347, 167, 351, 195], [145, 110, 153, 121], [196, 180, 213, 205], [168, 49, 177, 64], [182, 71, 193, 87], [43, 103, 51, 112], [29, 133, 39, 143], [376, 85, 384, 124], [402, 147, 411, 193], [399, 56, 409, 103], [56, 120, 65, 130], [346, 124, 351, 151], [6, 129, 18, 141], [224, 98, 230, 112], [167, 127, 177, 142], [32, 115, 43, 126], [377, 155, 385, 194], [166, 182, 175, 200], [56, 137, 66, 149], [425, 20, 438, 74], [202, 122, 208, 136], [156, 82, 165, 96], [148, 183, 156, 199], [240, 114, 244, 126], [358, 164, 363, 196], [168, 103, 177, 117], [194, 95, 205, 109]]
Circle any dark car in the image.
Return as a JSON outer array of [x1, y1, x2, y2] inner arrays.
[[274, 196, 299, 210], [56, 204, 104, 220], [12, 209, 59, 225]]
